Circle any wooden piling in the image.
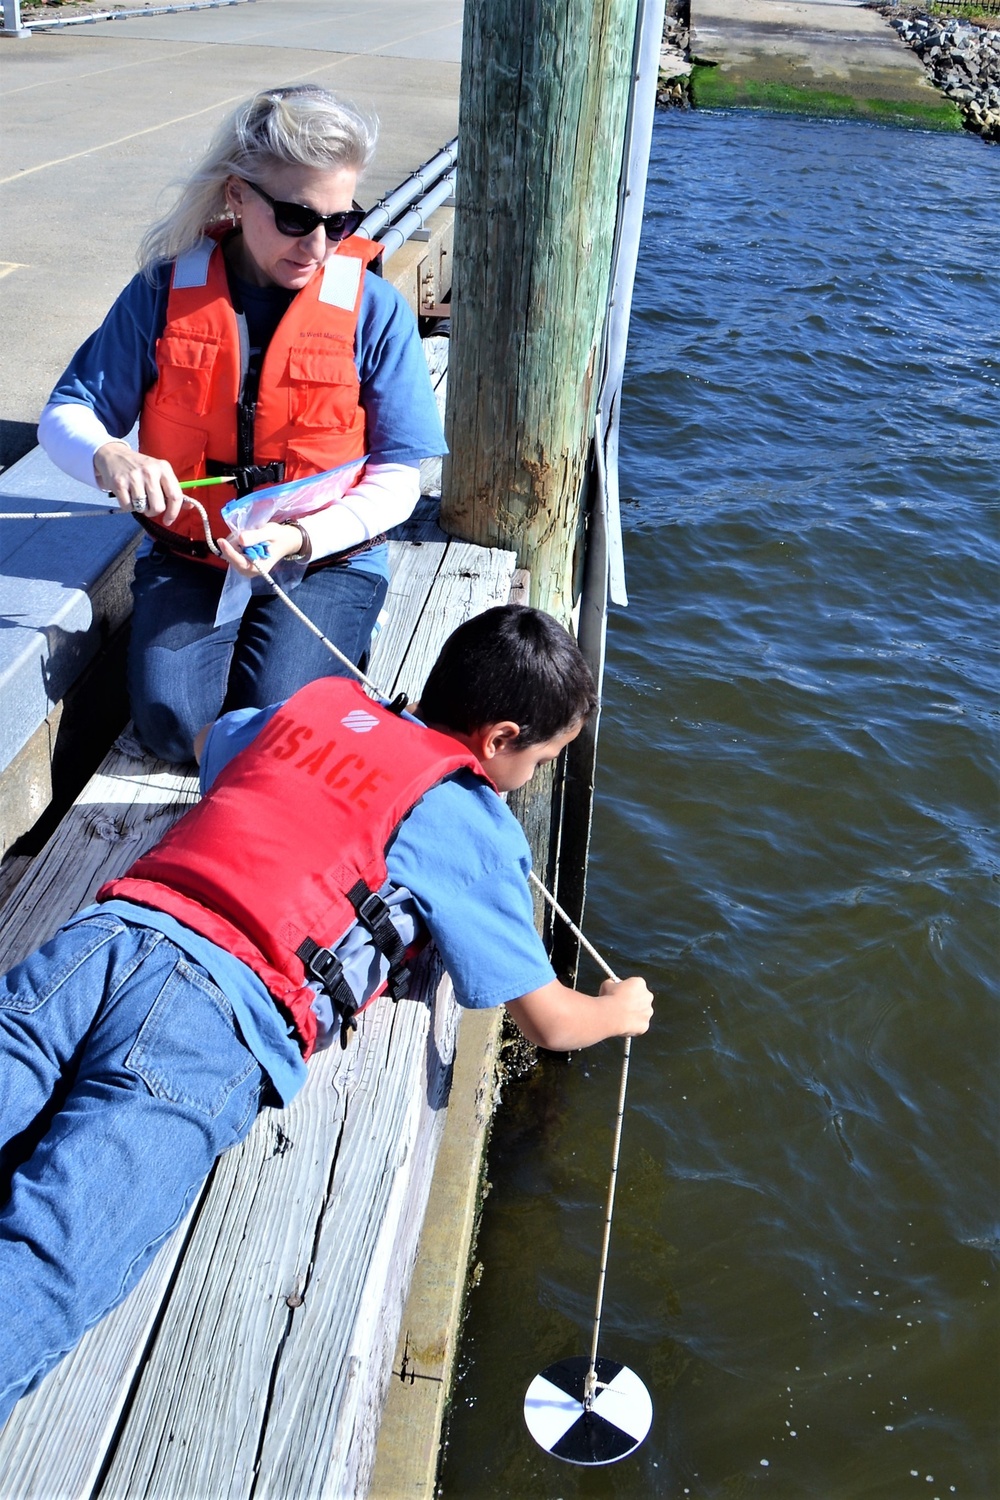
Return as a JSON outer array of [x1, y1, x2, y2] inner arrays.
[[441, 0, 641, 624]]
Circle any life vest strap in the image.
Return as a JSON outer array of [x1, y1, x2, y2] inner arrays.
[[296, 936, 359, 1049], [346, 880, 411, 1001], [205, 456, 286, 497]]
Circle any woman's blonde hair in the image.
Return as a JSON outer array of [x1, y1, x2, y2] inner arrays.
[[139, 85, 377, 275]]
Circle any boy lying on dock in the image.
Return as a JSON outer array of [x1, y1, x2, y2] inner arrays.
[[0, 604, 653, 1424]]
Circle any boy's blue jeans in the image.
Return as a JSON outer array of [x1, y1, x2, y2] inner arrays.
[[0, 914, 266, 1427]]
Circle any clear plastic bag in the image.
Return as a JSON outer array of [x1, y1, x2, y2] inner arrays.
[[214, 456, 368, 627]]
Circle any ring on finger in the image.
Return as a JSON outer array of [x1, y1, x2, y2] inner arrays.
[[131, 495, 148, 513]]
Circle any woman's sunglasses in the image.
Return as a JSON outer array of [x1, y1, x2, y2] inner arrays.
[[241, 179, 366, 241]]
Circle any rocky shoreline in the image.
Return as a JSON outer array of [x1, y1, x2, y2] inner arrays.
[[657, 5, 692, 109], [873, 6, 1000, 142]]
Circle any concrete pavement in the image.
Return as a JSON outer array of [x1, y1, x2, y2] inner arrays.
[[0, 0, 463, 465], [690, 0, 960, 125]]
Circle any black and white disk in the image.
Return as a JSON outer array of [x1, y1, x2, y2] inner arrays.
[[524, 1355, 652, 1465]]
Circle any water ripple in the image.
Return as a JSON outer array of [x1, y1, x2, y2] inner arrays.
[[444, 111, 999, 1500]]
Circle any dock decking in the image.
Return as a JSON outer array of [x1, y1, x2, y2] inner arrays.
[[0, 486, 518, 1497]]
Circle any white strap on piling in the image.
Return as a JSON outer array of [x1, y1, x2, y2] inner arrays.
[[527, 870, 633, 1411]]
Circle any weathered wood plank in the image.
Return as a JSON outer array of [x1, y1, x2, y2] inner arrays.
[[0, 1200, 203, 1500], [391, 543, 519, 700], [373, 542, 449, 699], [394, 495, 449, 546], [0, 743, 197, 972], [370, 1004, 504, 1500], [0, 540, 518, 1500], [253, 968, 458, 1500], [0, 852, 31, 911]]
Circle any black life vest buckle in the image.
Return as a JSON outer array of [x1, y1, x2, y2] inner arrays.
[[348, 882, 411, 1002], [296, 937, 358, 1049], [205, 458, 286, 498]]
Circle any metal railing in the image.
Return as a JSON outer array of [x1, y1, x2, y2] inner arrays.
[[927, 1, 1000, 16], [1, 0, 29, 36], [359, 140, 458, 266], [3, 0, 253, 33]]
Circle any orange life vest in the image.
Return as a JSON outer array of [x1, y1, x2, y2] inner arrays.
[[138, 235, 383, 566], [98, 679, 491, 1057]]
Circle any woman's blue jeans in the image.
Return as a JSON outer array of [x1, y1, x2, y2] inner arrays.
[[128, 546, 388, 764], [0, 915, 266, 1426]]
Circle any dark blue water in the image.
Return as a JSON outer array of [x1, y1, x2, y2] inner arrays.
[[441, 112, 999, 1498]]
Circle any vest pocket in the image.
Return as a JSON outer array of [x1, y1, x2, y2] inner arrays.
[[152, 334, 222, 416], [288, 348, 361, 433], [138, 407, 209, 479]]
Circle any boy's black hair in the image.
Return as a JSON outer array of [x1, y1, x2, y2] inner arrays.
[[419, 604, 598, 747]]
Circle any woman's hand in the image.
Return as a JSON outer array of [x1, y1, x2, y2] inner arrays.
[[94, 441, 185, 526], [218, 522, 309, 578]]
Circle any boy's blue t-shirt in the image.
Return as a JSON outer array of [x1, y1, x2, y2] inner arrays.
[[102, 701, 554, 1105], [47, 260, 447, 470], [199, 702, 555, 1007]]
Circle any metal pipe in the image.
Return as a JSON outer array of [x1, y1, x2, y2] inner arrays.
[[372, 173, 456, 264], [1, 0, 30, 38], [358, 139, 458, 241], [23, 0, 252, 29]]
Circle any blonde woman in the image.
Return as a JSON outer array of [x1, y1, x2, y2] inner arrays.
[[39, 85, 444, 763]]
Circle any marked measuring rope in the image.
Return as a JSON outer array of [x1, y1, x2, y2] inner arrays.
[[0, 509, 123, 521], [528, 871, 633, 1412], [1, 479, 234, 533], [247, 558, 386, 698]]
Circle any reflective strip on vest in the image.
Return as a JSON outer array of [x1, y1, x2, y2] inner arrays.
[[137, 235, 383, 561]]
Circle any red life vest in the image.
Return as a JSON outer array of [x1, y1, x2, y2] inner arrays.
[[99, 679, 491, 1056], [138, 234, 383, 567]]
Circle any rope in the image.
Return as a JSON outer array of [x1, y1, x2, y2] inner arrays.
[[0, 509, 122, 521], [11, 485, 633, 1395], [0, 487, 226, 552], [527, 871, 633, 1413], [247, 559, 386, 698], [528, 871, 618, 984], [184, 494, 221, 554]]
